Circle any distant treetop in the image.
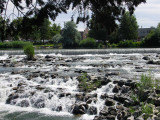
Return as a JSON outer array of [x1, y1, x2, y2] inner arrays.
[[1, 0, 146, 33]]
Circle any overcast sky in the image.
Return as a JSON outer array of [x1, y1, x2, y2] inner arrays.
[[5, 0, 160, 31]]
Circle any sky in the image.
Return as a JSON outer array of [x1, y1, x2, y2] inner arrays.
[[4, 0, 160, 31]]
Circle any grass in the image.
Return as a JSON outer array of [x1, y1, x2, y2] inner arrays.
[[130, 73, 160, 119], [141, 103, 153, 120], [24, 44, 35, 60], [0, 41, 32, 49], [77, 73, 101, 92]]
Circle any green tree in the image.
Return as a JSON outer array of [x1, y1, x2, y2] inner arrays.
[[0, 16, 8, 41], [52, 34, 62, 44], [0, 0, 146, 35], [9, 17, 23, 40], [88, 20, 108, 43], [119, 12, 139, 40], [39, 18, 51, 44], [50, 23, 61, 37], [61, 21, 81, 48], [144, 24, 160, 47]]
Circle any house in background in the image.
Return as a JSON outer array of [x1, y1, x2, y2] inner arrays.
[[79, 28, 89, 40], [138, 27, 155, 39]]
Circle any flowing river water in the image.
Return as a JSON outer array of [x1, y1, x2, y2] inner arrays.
[[0, 49, 160, 120]]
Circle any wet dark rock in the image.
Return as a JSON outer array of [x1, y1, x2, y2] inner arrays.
[[143, 56, 150, 60], [155, 89, 160, 94], [125, 80, 136, 89], [88, 106, 97, 115], [99, 106, 108, 116], [36, 85, 45, 90], [105, 98, 115, 106], [100, 78, 111, 85], [45, 55, 53, 59], [58, 93, 65, 98], [86, 99, 92, 104], [56, 106, 62, 112], [100, 93, 108, 99], [33, 98, 45, 108], [108, 107, 117, 116], [133, 110, 142, 118], [147, 60, 155, 64], [121, 86, 130, 94], [105, 72, 119, 77], [118, 80, 125, 87], [72, 103, 88, 114], [112, 85, 120, 93], [6, 93, 19, 104], [18, 100, 29, 107]]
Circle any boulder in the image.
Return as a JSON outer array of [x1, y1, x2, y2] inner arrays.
[[6, 93, 19, 104], [72, 103, 88, 114], [105, 98, 115, 106], [143, 56, 150, 60], [88, 106, 97, 115], [18, 100, 29, 107], [112, 85, 119, 93], [33, 98, 45, 108]]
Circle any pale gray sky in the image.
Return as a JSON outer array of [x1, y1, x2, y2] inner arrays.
[[4, 0, 160, 31]]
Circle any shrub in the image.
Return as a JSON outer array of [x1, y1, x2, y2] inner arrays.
[[24, 45, 35, 60], [118, 40, 142, 48], [0, 41, 32, 49], [141, 103, 153, 120], [79, 37, 96, 48]]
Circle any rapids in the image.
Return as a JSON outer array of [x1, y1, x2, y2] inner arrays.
[[0, 50, 160, 120]]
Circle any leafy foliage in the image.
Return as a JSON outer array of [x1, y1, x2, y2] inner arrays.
[[143, 25, 160, 47], [0, 0, 146, 34], [79, 37, 96, 48], [60, 21, 81, 48], [77, 73, 101, 92], [119, 12, 139, 40], [0, 41, 32, 49], [118, 40, 142, 48], [141, 103, 153, 120], [24, 44, 35, 60], [88, 20, 108, 42], [52, 34, 62, 44]]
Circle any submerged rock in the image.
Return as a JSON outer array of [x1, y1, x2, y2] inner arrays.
[[71, 103, 88, 114]]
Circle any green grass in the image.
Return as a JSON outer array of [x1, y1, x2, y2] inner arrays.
[[0, 41, 32, 49], [141, 103, 153, 120], [77, 73, 101, 92], [24, 44, 35, 60]]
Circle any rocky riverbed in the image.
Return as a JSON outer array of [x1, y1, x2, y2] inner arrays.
[[0, 53, 160, 120]]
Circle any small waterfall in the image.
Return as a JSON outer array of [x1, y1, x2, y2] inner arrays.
[[0, 48, 160, 55], [0, 52, 160, 119]]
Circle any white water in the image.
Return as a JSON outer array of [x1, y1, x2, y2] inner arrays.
[[0, 52, 160, 120]]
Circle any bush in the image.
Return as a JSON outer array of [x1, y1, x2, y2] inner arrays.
[[117, 40, 142, 48], [141, 103, 153, 120], [79, 37, 96, 48], [0, 41, 32, 49], [24, 45, 35, 60]]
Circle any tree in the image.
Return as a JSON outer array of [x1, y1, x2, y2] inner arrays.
[[52, 34, 62, 44], [144, 24, 160, 47], [0, 0, 146, 35], [9, 17, 23, 40], [39, 18, 51, 44], [119, 12, 139, 40], [50, 23, 61, 37], [0, 16, 8, 41], [61, 21, 81, 48], [88, 20, 108, 43]]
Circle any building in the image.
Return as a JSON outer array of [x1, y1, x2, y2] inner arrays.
[[79, 28, 89, 40], [138, 28, 155, 38]]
